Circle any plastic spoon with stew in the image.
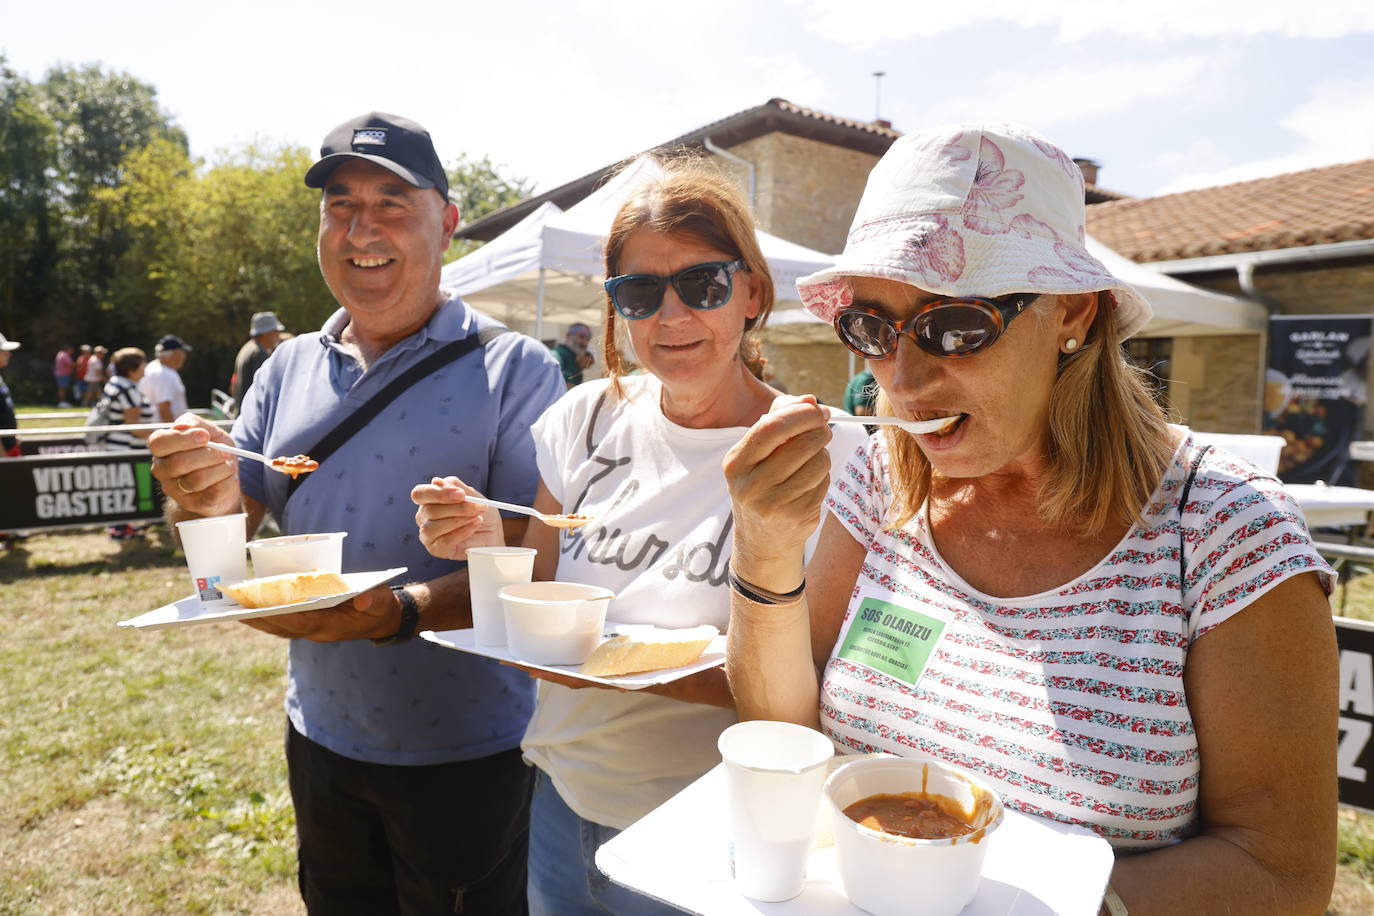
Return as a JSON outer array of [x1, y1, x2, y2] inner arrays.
[[463, 495, 593, 530], [206, 441, 319, 478]]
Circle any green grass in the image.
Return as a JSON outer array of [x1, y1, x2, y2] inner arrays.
[[0, 530, 302, 915], [1, 528, 1373, 912]]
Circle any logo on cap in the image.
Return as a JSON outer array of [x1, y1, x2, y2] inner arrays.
[[352, 128, 388, 147]]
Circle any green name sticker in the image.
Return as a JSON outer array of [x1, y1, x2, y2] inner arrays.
[[837, 596, 948, 686]]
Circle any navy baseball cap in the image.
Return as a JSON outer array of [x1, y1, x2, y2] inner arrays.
[[155, 334, 191, 353], [304, 112, 449, 201]]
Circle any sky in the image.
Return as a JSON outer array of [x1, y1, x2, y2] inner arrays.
[[5, 0, 1374, 211]]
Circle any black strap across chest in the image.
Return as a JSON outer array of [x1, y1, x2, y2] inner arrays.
[[1178, 444, 1212, 591], [284, 326, 508, 503]]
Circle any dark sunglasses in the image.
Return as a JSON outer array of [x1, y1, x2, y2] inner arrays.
[[834, 293, 1041, 359], [604, 259, 747, 320]]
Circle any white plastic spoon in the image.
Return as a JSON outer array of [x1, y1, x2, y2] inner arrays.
[[464, 495, 594, 529], [206, 441, 318, 476], [828, 413, 962, 435]]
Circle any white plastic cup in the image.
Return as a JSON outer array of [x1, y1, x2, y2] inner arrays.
[[175, 513, 249, 606], [466, 546, 537, 645], [824, 755, 1005, 916], [717, 720, 835, 902]]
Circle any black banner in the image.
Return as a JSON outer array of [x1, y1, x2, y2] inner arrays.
[[1338, 616, 1374, 813], [19, 436, 104, 457], [1263, 315, 1371, 486], [0, 450, 165, 533]]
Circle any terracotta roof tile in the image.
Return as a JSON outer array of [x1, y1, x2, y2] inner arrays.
[[1086, 158, 1374, 262], [769, 98, 903, 140], [458, 98, 1131, 240]]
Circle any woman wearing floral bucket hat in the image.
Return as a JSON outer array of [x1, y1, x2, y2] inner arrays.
[[724, 123, 1337, 913]]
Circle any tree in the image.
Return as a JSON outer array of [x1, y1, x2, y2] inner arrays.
[[38, 64, 187, 205], [102, 142, 322, 401], [0, 56, 56, 342], [36, 64, 188, 348], [445, 153, 534, 261]]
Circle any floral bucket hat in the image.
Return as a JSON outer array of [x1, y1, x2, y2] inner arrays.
[[798, 122, 1151, 341]]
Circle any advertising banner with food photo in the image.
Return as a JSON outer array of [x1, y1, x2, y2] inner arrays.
[[1263, 315, 1371, 486], [0, 450, 165, 533]]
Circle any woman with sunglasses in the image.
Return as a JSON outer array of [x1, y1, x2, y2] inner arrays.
[[411, 157, 865, 915], [723, 123, 1337, 914]]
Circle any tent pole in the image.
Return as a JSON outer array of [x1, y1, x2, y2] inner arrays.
[[535, 268, 546, 341]]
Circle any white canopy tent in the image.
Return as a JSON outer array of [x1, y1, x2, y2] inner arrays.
[[441, 157, 840, 343], [1086, 236, 1267, 338]]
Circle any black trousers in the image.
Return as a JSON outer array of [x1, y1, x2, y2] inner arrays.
[[286, 721, 533, 915]]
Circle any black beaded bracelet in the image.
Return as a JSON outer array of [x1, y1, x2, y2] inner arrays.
[[728, 568, 806, 606]]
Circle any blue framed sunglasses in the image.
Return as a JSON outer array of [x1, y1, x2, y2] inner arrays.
[[604, 259, 748, 320]]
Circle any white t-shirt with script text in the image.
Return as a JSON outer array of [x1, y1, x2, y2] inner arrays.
[[521, 375, 865, 828]]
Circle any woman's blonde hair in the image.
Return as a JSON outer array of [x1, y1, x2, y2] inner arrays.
[[600, 153, 775, 391], [879, 293, 1175, 538]]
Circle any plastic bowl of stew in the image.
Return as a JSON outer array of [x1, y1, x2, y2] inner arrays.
[[499, 581, 614, 665], [248, 532, 347, 577], [824, 754, 1004, 916]]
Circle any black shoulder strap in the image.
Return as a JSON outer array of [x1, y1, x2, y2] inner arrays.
[[1178, 444, 1212, 591], [285, 326, 508, 503]]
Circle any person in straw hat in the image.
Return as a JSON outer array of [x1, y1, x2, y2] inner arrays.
[[722, 122, 1337, 913]]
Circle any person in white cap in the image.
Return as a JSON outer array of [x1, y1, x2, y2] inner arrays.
[[723, 123, 1337, 914], [0, 332, 20, 457], [140, 335, 192, 423], [230, 311, 285, 409]]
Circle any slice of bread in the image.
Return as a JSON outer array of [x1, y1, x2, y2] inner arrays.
[[579, 625, 719, 677], [223, 570, 349, 609]]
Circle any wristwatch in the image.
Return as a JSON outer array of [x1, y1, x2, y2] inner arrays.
[[372, 585, 420, 646]]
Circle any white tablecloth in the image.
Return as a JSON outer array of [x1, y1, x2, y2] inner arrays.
[[1287, 483, 1374, 529]]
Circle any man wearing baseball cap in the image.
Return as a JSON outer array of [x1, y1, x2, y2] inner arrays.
[[148, 112, 563, 914], [140, 334, 192, 423], [230, 311, 285, 410]]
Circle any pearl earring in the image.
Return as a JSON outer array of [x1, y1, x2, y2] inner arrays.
[[1064, 338, 1079, 352]]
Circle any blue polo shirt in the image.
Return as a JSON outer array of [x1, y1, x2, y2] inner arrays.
[[234, 295, 565, 765]]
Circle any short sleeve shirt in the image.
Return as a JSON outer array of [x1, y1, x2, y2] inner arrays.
[[519, 376, 869, 828], [139, 360, 187, 418], [819, 430, 1333, 848], [100, 376, 154, 450], [553, 342, 582, 386], [233, 295, 567, 765]]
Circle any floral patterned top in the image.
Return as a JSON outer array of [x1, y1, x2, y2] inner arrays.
[[820, 430, 1333, 848]]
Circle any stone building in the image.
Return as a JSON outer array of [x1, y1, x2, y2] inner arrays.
[[458, 99, 1369, 421], [1087, 158, 1374, 437]]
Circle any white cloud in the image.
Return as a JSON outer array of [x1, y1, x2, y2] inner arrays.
[[914, 55, 1219, 130], [745, 53, 832, 109], [799, 0, 1374, 48], [1153, 75, 1374, 193], [1152, 139, 1235, 176]]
